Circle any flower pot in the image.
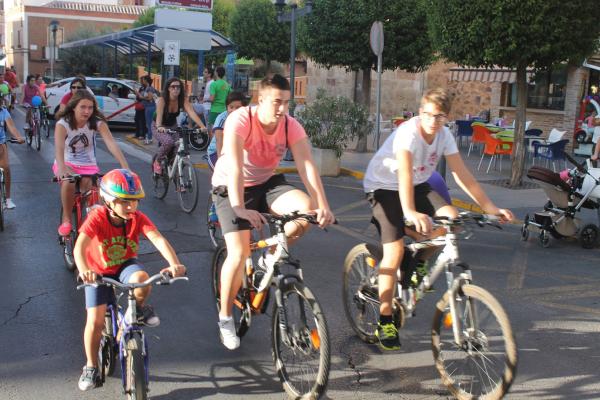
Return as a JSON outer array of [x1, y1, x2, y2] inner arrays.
[[311, 147, 340, 177]]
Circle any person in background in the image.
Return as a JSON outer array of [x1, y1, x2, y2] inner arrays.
[[201, 67, 214, 127], [138, 75, 158, 145], [206, 91, 246, 169], [35, 75, 46, 97], [4, 67, 18, 108], [58, 76, 94, 114], [209, 66, 230, 126], [0, 101, 25, 209], [21, 74, 47, 132]]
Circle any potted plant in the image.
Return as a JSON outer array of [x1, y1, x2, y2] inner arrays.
[[297, 89, 372, 176]]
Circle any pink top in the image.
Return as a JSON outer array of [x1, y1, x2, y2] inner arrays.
[[211, 106, 307, 187], [22, 84, 40, 105], [60, 92, 73, 105]]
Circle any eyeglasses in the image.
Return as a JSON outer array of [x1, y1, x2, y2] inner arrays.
[[71, 85, 84, 89], [421, 111, 447, 122], [169, 85, 181, 90]]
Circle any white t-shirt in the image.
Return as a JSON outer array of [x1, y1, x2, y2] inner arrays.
[[202, 79, 213, 109], [57, 118, 100, 166], [363, 116, 458, 192]]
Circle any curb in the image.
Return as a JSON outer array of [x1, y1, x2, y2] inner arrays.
[[125, 136, 517, 223]]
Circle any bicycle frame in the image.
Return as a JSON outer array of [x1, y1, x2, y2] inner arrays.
[[165, 131, 191, 182]]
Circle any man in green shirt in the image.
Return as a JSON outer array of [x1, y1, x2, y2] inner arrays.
[[209, 66, 231, 125]]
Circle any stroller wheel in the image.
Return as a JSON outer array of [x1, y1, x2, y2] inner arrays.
[[521, 214, 530, 241], [539, 230, 550, 248], [579, 224, 599, 249]]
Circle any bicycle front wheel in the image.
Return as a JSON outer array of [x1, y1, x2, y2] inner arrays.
[[151, 155, 169, 199], [0, 178, 5, 232], [342, 243, 381, 343], [272, 282, 330, 400], [177, 158, 198, 213], [43, 119, 50, 138], [189, 129, 209, 151], [432, 284, 517, 400], [211, 245, 251, 338], [25, 127, 32, 146], [125, 334, 147, 400], [34, 124, 41, 151], [59, 207, 78, 272], [99, 312, 117, 378]]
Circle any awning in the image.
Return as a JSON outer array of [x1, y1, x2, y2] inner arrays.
[[449, 67, 534, 83], [60, 24, 235, 55], [583, 54, 600, 72]]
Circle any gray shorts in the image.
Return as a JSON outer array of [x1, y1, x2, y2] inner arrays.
[[84, 260, 144, 309], [212, 174, 297, 234]]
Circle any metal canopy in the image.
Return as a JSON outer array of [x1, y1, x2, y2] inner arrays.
[[59, 24, 234, 55]]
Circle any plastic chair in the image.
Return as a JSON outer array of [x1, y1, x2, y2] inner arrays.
[[468, 125, 493, 157], [478, 134, 513, 173], [455, 120, 473, 148], [524, 128, 544, 162], [547, 128, 566, 144], [532, 139, 569, 171]]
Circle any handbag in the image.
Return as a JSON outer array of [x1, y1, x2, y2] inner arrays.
[[134, 101, 145, 111]]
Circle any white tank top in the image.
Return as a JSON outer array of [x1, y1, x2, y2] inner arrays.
[[58, 118, 100, 166]]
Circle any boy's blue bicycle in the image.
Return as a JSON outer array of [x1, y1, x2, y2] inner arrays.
[[78, 272, 188, 400]]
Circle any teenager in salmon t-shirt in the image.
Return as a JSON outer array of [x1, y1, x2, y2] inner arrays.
[[211, 74, 335, 350]]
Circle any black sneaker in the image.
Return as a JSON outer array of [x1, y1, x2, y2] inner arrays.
[[137, 304, 160, 327], [376, 322, 401, 351], [78, 366, 100, 391]]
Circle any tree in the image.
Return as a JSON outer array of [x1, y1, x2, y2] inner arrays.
[[299, 0, 433, 151], [133, 6, 155, 28], [60, 27, 123, 77], [213, 0, 236, 36], [229, 0, 290, 71], [425, 0, 600, 187]]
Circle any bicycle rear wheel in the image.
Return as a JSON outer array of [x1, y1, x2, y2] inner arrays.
[[432, 283, 517, 400], [206, 192, 222, 248], [43, 119, 50, 138], [211, 245, 251, 338], [25, 127, 32, 146], [151, 155, 169, 199], [272, 281, 330, 399], [342, 243, 382, 343], [177, 158, 198, 213], [59, 207, 78, 271], [125, 333, 147, 400], [34, 124, 41, 151], [189, 129, 209, 151]]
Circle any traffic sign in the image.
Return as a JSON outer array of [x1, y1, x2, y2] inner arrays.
[[155, 29, 211, 51], [370, 21, 384, 56], [157, 0, 212, 10], [155, 8, 212, 31], [163, 40, 180, 66]]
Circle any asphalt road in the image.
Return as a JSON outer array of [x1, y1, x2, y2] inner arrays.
[[2, 111, 600, 400]]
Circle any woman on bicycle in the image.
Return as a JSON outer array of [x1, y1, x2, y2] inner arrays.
[[152, 77, 206, 173], [74, 168, 186, 391], [0, 104, 25, 209], [54, 90, 129, 236], [212, 74, 335, 350], [21, 74, 46, 132]]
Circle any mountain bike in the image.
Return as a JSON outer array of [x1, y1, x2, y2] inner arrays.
[[151, 127, 199, 213], [211, 212, 331, 399], [41, 105, 51, 138], [24, 104, 42, 151], [54, 174, 102, 271], [0, 138, 19, 231], [343, 212, 517, 400], [78, 272, 188, 400]]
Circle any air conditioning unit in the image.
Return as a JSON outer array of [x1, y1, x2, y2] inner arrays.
[[43, 46, 59, 60]]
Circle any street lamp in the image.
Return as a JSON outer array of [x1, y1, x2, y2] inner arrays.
[[49, 20, 59, 82], [272, 0, 313, 118]]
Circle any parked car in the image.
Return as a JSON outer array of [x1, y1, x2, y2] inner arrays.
[[45, 77, 141, 125]]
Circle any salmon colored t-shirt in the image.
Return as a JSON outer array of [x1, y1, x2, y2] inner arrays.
[[79, 207, 157, 275], [211, 106, 307, 187]]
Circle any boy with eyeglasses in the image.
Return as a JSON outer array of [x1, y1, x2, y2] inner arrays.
[[363, 88, 514, 350]]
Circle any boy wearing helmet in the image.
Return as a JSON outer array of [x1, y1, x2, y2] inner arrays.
[[73, 169, 186, 391]]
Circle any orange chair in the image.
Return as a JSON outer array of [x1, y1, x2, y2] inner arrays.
[[477, 134, 513, 173], [467, 125, 493, 157]]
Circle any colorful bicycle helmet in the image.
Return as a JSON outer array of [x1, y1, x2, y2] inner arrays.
[[100, 169, 145, 201]]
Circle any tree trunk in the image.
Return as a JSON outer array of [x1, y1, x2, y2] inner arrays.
[[354, 68, 372, 152], [509, 63, 528, 188]]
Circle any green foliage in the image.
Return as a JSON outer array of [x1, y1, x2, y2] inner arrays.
[[424, 0, 600, 69], [297, 89, 373, 157], [133, 7, 155, 28], [229, 0, 290, 66], [60, 27, 122, 77], [213, 0, 236, 36], [299, 0, 433, 72]]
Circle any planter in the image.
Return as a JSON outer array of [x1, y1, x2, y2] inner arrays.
[[311, 147, 340, 177]]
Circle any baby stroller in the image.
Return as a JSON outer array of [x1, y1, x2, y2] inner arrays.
[[521, 153, 600, 248]]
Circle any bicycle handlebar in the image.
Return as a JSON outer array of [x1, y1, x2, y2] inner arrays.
[[52, 173, 103, 183], [164, 127, 206, 135], [76, 271, 188, 291], [260, 211, 338, 226], [405, 212, 502, 229]]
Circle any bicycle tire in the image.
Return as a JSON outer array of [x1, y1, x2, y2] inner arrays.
[[99, 312, 117, 378], [151, 155, 169, 199], [43, 119, 50, 138], [34, 123, 41, 151], [211, 245, 250, 338], [272, 281, 330, 399], [177, 158, 199, 213], [189, 129, 209, 151], [342, 243, 382, 344], [206, 192, 223, 248], [125, 334, 147, 400], [0, 176, 5, 232], [59, 207, 78, 271], [432, 283, 517, 400], [25, 128, 32, 146]]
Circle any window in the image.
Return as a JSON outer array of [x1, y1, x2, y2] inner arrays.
[[86, 80, 106, 97], [504, 66, 567, 111]]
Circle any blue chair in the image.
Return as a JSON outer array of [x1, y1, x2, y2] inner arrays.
[[532, 139, 569, 171], [455, 120, 473, 148], [524, 128, 543, 162]]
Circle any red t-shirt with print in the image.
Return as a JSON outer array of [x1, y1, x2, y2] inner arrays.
[[79, 207, 157, 275]]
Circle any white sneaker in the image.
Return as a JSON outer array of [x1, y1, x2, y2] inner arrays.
[[218, 316, 240, 350], [23, 123, 30, 131], [4, 198, 15, 209]]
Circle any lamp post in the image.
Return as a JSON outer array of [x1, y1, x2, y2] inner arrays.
[[49, 20, 59, 82], [272, 0, 313, 118]]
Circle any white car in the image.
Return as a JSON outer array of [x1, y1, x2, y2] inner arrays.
[[45, 77, 141, 125]]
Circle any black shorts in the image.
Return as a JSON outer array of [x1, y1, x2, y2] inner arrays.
[[212, 174, 297, 234], [367, 183, 448, 244]]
